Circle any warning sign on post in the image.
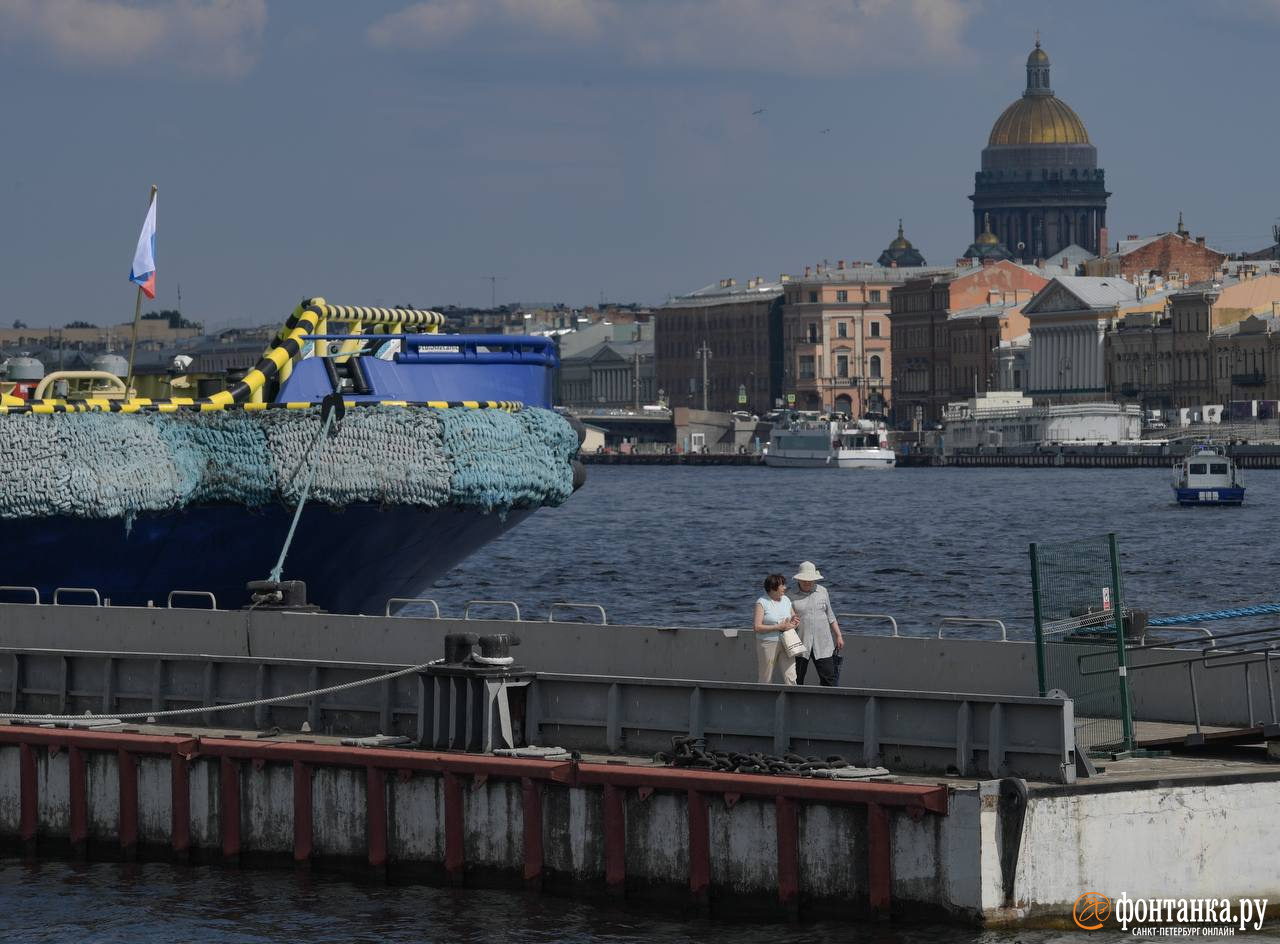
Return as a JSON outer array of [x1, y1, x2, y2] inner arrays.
[[1101, 587, 1111, 612]]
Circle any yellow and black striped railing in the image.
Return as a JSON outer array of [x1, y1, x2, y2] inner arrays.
[[0, 299, 521, 415]]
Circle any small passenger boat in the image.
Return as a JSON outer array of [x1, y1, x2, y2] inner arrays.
[[764, 412, 895, 469], [1171, 444, 1244, 506]]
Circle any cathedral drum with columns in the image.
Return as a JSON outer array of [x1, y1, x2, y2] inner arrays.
[[970, 41, 1109, 260]]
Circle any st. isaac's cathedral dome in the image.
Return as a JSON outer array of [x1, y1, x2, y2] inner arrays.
[[969, 40, 1109, 259]]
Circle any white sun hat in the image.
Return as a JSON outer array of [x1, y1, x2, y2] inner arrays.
[[794, 561, 824, 582]]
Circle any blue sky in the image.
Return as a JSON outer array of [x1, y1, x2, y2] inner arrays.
[[3, 0, 1280, 329]]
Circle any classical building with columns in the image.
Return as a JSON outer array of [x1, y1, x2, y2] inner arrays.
[[970, 41, 1109, 260], [1022, 277, 1168, 404]]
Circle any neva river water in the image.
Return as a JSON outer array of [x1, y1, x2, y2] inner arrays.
[[431, 465, 1280, 638], [10, 465, 1280, 942]]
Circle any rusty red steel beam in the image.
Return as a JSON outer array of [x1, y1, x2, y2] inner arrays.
[[0, 727, 197, 755], [68, 746, 87, 848], [171, 755, 190, 858], [196, 739, 578, 784], [293, 761, 312, 863], [521, 777, 543, 886], [0, 729, 951, 818], [367, 766, 388, 868], [118, 749, 139, 854], [575, 764, 950, 814]]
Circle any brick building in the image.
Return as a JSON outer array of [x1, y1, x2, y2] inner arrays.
[[888, 260, 1053, 426], [1084, 224, 1227, 284], [655, 278, 783, 415]]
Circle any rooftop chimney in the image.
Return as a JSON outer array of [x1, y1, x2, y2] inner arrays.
[[1126, 234, 1140, 241], [726, 278, 736, 287], [837, 260, 845, 270], [804, 265, 811, 277], [1196, 236, 1205, 246], [1098, 226, 1109, 256]]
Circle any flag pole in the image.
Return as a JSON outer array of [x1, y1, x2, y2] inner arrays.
[[125, 184, 157, 398]]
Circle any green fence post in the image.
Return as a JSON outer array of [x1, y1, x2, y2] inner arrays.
[[1030, 542, 1047, 697], [1108, 532, 1134, 751]]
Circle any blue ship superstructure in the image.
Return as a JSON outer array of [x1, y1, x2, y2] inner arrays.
[[0, 299, 583, 613]]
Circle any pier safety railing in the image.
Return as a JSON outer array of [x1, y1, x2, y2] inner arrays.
[[0, 645, 1080, 783], [1078, 622, 1280, 740]]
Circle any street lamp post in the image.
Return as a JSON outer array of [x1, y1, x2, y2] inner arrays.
[[696, 340, 712, 411]]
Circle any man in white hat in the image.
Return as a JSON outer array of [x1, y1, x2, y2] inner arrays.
[[790, 561, 843, 686]]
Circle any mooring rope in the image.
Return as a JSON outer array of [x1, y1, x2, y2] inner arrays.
[[0, 659, 442, 724], [1147, 604, 1280, 627]]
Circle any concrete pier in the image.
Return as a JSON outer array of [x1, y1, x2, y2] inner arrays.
[[1, 603, 1279, 927]]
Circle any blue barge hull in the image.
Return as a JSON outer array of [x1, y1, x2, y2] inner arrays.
[[1, 504, 532, 614]]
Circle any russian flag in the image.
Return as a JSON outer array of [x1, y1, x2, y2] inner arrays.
[[129, 196, 157, 299]]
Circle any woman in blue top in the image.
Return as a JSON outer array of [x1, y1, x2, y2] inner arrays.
[[753, 573, 799, 685]]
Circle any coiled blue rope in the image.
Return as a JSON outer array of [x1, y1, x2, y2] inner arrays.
[[1148, 604, 1280, 626]]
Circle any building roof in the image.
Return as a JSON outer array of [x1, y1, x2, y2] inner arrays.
[[1211, 314, 1280, 338], [1035, 276, 1137, 309], [660, 279, 783, 308], [949, 303, 1023, 322], [1044, 243, 1096, 269]]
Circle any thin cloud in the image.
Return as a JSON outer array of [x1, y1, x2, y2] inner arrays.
[[367, 0, 976, 75], [0, 0, 267, 79]]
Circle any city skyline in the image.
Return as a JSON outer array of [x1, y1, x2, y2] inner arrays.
[[3, 0, 1280, 328]]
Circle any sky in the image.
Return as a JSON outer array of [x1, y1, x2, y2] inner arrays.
[[4, 0, 1280, 331]]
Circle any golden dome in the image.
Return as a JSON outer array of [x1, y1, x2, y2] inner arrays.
[[1027, 46, 1049, 65], [988, 94, 1090, 146], [888, 219, 912, 250]]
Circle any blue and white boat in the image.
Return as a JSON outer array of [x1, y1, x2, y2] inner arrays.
[[1171, 444, 1244, 506], [0, 298, 583, 614]]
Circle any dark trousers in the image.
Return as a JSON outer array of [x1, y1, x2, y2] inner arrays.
[[795, 653, 837, 686]]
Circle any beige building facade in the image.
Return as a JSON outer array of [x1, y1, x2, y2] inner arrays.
[[781, 263, 949, 416], [1106, 268, 1280, 411]]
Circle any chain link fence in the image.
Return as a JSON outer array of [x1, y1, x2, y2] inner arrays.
[[1030, 533, 1134, 755]]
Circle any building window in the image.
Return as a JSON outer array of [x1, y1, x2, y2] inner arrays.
[[870, 290, 882, 303], [808, 291, 818, 303], [870, 355, 882, 379], [836, 290, 848, 303], [799, 355, 816, 379], [870, 321, 881, 337], [807, 323, 819, 343], [837, 355, 849, 378], [837, 322, 848, 338]]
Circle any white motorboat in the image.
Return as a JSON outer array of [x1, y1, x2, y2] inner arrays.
[[764, 412, 895, 469]]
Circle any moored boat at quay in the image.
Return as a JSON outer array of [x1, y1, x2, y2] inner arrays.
[[0, 298, 585, 613], [764, 411, 895, 469]]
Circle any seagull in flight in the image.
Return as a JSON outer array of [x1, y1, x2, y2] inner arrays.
[[751, 107, 765, 116], [819, 128, 831, 134]]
